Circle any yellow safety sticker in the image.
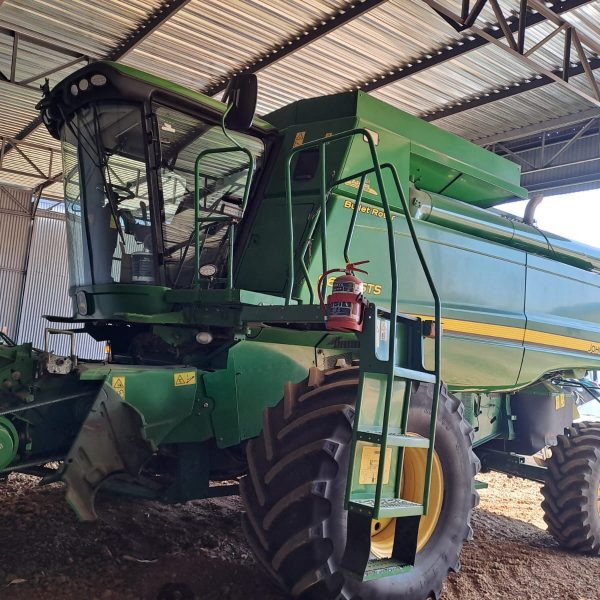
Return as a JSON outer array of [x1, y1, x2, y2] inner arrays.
[[174, 371, 196, 387], [359, 446, 393, 485], [111, 376, 126, 400], [344, 178, 379, 197], [555, 393, 566, 411], [292, 131, 306, 148]]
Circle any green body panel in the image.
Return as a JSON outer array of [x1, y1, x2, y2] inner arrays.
[[0, 342, 34, 402], [235, 91, 600, 393], [204, 337, 316, 447], [265, 91, 527, 206], [79, 364, 199, 445]]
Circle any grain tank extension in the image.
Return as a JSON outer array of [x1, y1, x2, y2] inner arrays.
[[1, 61, 600, 599]]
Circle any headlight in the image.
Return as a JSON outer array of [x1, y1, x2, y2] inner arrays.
[[90, 74, 108, 87], [196, 331, 213, 345]]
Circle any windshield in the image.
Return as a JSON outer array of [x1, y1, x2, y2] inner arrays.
[[62, 103, 156, 286], [155, 105, 264, 288], [60, 101, 265, 290]]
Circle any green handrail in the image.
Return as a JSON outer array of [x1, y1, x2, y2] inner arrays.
[[343, 174, 366, 264], [334, 162, 442, 513], [193, 146, 255, 289], [381, 162, 442, 515], [285, 129, 391, 305], [285, 130, 442, 517]]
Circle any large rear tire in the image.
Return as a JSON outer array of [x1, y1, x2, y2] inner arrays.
[[541, 421, 600, 554], [240, 366, 479, 600]]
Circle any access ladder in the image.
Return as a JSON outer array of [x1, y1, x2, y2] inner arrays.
[[284, 129, 442, 581]]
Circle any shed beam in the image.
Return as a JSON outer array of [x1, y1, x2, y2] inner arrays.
[[420, 0, 600, 120], [360, 0, 592, 92], [203, 0, 390, 96], [105, 0, 193, 60], [423, 57, 600, 122], [473, 108, 600, 145]]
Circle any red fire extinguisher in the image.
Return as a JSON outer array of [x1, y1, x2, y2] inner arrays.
[[318, 261, 369, 332]]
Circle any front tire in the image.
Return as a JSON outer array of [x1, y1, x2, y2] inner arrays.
[[541, 422, 600, 554], [240, 367, 479, 600]]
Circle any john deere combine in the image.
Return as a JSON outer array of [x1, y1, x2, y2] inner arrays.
[[1, 61, 600, 599]]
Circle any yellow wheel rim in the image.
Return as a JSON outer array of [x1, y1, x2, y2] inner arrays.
[[370, 440, 444, 558]]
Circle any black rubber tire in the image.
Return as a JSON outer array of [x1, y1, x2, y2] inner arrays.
[[541, 421, 600, 554], [240, 366, 480, 600]]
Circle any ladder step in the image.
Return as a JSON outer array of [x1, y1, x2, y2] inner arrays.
[[349, 498, 424, 519], [393, 366, 436, 384], [356, 429, 430, 448], [362, 558, 413, 582]]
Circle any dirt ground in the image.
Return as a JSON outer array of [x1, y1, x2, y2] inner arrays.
[[0, 471, 598, 600]]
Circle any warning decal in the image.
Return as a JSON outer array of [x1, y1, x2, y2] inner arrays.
[[111, 376, 126, 400], [359, 446, 393, 485], [292, 131, 306, 148], [174, 371, 197, 387]]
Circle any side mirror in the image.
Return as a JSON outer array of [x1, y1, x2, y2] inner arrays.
[[223, 73, 258, 130]]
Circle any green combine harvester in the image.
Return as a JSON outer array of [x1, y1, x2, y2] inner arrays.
[[1, 61, 600, 599]]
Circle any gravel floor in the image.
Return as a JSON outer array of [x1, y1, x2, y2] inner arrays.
[[0, 470, 598, 599]]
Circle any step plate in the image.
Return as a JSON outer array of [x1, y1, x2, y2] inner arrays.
[[349, 497, 424, 518], [393, 366, 436, 384], [364, 558, 413, 582], [356, 430, 430, 448]]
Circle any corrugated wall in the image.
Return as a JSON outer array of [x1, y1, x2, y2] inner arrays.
[[16, 212, 105, 359], [0, 185, 31, 337]]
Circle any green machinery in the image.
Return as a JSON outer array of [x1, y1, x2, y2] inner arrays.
[[1, 61, 600, 599]]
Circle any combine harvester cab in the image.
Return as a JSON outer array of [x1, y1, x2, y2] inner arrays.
[[0, 60, 598, 599]]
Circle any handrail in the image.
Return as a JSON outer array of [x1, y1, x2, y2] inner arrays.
[[193, 146, 255, 289], [381, 162, 442, 514], [284, 130, 442, 514], [335, 161, 442, 512], [285, 128, 387, 304]]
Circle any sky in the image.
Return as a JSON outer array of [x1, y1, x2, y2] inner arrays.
[[501, 189, 600, 248]]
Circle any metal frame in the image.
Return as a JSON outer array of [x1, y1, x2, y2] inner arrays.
[[490, 113, 600, 197], [421, 0, 600, 120], [0, 26, 89, 93], [474, 107, 600, 145], [0, 133, 58, 184], [1, 0, 599, 200], [360, 0, 592, 94]]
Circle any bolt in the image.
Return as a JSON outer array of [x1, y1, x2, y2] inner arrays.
[[203, 402, 209, 408]]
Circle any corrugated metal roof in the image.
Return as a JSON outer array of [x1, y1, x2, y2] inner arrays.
[[124, 1, 351, 92], [0, 0, 598, 201], [0, 0, 162, 57]]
